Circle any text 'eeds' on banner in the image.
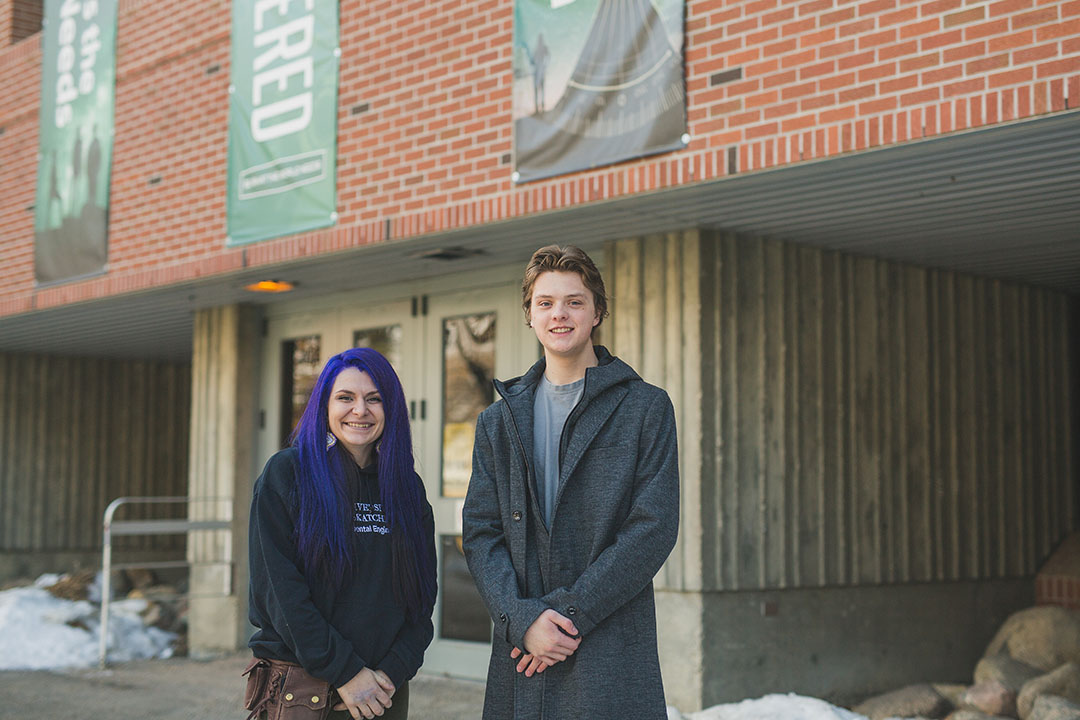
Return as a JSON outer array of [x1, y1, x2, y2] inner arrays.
[[34, 0, 119, 285]]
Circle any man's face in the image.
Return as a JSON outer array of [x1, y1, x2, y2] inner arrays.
[[529, 270, 600, 359]]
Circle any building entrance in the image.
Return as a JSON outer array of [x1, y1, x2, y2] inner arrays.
[[258, 277, 538, 679]]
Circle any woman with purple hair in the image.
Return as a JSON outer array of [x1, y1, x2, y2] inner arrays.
[[243, 348, 436, 720]]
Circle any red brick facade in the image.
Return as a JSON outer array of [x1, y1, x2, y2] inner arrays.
[[1, 0, 1078, 317]]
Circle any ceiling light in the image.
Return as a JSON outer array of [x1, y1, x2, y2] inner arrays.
[[244, 279, 296, 293]]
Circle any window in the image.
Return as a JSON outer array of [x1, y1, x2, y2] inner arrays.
[[280, 335, 320, 447]]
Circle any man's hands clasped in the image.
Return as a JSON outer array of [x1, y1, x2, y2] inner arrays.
[[510, 608, 581, 677]]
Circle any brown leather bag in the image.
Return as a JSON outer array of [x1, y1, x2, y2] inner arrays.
[[242, 656, 335, 720]]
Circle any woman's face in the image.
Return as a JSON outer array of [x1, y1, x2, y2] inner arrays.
[[327, 367, 385, 467]]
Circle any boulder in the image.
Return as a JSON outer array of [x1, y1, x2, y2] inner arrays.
[[1028, 695, 1080, 720], [936, 685, 971, 708], [962, 679, 1017, 717], [985, 607, 1080, 672], [122, 568, 157, 591], [1019, 664, 1080, 719], [977, 655, 1046, 694], [854, 684, 953, 720], [946, 711, 1014, 720]]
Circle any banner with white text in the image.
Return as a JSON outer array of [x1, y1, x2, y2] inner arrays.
[[34, 0, 118, 284], [512, 0, 687, 182], [226, 0, 339, 246]]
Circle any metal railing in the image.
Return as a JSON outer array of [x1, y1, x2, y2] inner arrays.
[[99, 496, 232, 668]]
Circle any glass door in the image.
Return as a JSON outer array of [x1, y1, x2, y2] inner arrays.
[[343, 299, 423, 443], [418, 285, 538, 677]]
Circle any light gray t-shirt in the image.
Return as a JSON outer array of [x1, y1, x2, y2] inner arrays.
[[533, 375, 584, 528]]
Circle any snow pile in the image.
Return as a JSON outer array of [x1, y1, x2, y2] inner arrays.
[[668, 693, 867, 720], [0, 573, 176, 670]]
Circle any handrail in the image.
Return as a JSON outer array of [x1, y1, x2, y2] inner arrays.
[[99, 496, 232, 668]]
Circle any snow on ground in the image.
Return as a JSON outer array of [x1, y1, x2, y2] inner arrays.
[[4, 574, 878, 720], [0, 573, 175, 670], [668, 693, 869, 720]]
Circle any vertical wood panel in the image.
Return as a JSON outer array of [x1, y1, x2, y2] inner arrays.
[[608, 231, 706, 591], [700, 234, 721, 591], [956, 275, 977, 579], [0, 353, 12, 548], [698, 235, 1075, 591], [763, 239, 785, 588], [0, 352, 190, 557], [606, 229, 1075, 594], [720, 233, 740, 590]]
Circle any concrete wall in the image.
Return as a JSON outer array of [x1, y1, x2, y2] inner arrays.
[[699, 579, 1033, 706], [0, 352, 190, 580]]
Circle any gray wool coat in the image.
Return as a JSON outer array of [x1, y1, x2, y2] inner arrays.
[[462, 346, 680, 720]]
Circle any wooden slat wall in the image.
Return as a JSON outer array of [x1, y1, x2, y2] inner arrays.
[[0, 352, 190, 553], [703, 232, 1076, 591], [607, 230, 705, 592]]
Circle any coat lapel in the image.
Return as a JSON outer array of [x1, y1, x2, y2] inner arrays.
[[556, 384, 629, 499]]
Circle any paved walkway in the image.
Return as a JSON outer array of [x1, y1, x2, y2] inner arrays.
[[0, 652, 486, 720]]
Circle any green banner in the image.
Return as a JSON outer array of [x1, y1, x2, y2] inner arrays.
[[226, 0, 340, 246], [34, 0, 118, 284]]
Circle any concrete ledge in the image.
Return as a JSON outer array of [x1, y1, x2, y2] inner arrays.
[[700, 578, 1033, 708], [657, 589, 705, 712], [188, 594, 243, 654]]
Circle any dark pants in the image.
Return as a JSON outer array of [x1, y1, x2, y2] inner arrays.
[[328, 682, 409, 720]]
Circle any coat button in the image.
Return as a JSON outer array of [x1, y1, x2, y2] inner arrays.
[[284, 693, 294, 701], [512, 511, 522, 521], [311, 696, 320, 704], [567, 606, 576, 616], [499, 612, 507, 622]]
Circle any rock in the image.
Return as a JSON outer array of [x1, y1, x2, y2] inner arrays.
[[122, 568, 157, 591], [45, 569, 97, 601], [854, 684, 953, 720], [962, 679, 1017, 717], [936, 685, 971, 708], [1019, 664, 1080, 719], [1029, 695, 1080, 720], [985, 607, 1080, 672], [978, 655, 1046, 694], [946, 711, 1014, 720]]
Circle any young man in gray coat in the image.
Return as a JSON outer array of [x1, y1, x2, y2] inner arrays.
[[462, 245, 680, 719]]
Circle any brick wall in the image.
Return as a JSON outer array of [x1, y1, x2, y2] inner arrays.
[[10, 0, 41, 42], [1, 0, 1078, 316]]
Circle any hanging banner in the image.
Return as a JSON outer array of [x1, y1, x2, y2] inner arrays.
[[34, 0, 118, 284], [512, 0, 687, 183], [226, 0, 339, 246]]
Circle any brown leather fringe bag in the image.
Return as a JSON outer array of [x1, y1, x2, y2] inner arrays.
[[243, 656, 335, 720]]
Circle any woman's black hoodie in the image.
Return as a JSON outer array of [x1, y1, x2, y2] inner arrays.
[[247, 447, 436, 690]]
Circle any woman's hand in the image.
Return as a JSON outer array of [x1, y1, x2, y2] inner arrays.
[[333, 667, 396, 719]]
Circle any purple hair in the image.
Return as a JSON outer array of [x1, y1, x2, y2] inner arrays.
[[289, 347, 435, 620]]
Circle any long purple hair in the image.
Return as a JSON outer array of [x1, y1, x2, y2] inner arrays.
[[289, 347, 435, 620]]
